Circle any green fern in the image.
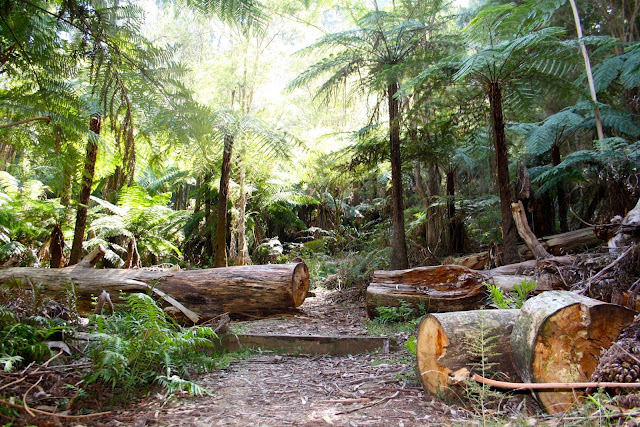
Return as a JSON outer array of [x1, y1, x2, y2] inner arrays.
[[86, 293, 218, 400]]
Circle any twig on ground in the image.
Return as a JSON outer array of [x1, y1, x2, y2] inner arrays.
[[335, 391, 400, 415], [23, 376, 42, 417], [0, 376, 25, 392]]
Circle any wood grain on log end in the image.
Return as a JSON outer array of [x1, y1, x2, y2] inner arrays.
[[291, 262, 310, 307], [511, 291, 636, 414]]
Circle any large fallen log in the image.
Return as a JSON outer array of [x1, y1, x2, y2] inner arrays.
[[510, 291, 636, 414], [0, 246, 310, 322], [366, 257, 575, 317], [416, 309, 520, 398]]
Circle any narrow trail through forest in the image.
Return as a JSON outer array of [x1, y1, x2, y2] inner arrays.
[[101, 290, 462, 426]]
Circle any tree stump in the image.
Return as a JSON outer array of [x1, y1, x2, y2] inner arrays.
[[510, 291, 636, 414], [416, 309, 520, 398]]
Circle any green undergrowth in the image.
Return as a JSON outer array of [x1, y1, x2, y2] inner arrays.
[[0, 284, 228, 410], [85, 293, 219, 401]]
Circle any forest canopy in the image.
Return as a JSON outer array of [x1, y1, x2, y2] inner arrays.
[[0, 0, 638, 273]]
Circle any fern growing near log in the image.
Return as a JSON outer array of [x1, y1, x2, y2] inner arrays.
[[86, 293, 217, 399]]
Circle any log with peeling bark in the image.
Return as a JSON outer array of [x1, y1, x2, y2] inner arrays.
[[366, 257, 575, 316], [366, 265, 488, 318], [0, 246, 310, 322], [416, 309, 520, 398], [510, 290, 636, 414]]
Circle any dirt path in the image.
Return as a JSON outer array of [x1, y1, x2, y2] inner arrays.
[[103, 290, 465, 426]]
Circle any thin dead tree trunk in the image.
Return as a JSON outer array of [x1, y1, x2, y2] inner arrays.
[[569, 0, 605, 140], [235, 155, 251, 265]]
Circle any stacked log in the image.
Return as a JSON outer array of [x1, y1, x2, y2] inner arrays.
[[366, 258, 573, 317], [416, 291, 637, 414]]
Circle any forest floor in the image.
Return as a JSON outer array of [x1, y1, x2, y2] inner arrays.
[[97, 289, 475, 426]]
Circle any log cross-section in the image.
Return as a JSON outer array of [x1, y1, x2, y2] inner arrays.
[[510, 291, 636, 414], [0, 246, 310, 321]]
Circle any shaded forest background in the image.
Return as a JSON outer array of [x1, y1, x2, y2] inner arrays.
[[1, 0, 639, 281]]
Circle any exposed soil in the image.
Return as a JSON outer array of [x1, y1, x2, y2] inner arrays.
[[97, 289, 468, 426]]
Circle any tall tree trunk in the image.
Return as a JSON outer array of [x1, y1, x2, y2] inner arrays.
[[388, 82, 408, 270], [69, 115, 101, 265], [488, 82, 519, 264], [204, 176, 214, 260], [552, 145, 569, 232], [214, 134, 234, 268], [194, 176, 203, 214]]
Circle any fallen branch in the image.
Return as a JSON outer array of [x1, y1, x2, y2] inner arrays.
[[335, 391, 400, 415], [587, 246, 634, 288], [511, 200, 551, 260], [473, 374, 640, 390]]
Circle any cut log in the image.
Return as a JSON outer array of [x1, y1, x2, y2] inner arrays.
[[510, 290, 636, 414], [416, 309, 520, 397], [366, 265, 488, 318], [0, 246, 310, 322], [367, 257, 576, 316]]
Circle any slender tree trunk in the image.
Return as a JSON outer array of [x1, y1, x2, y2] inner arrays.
[[69, 115, 101, 265], [446, 170, 464, 253], [214, 134, 234, 268], [552, 145, 569, 232], [388, 83, 408, 270], [488, 82, 519, 264], [236, 156, 251, 265], [194, 176, 203, 214], [569, 0, 605, 140]]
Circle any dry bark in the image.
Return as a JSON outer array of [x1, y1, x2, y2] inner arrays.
[[0, 246, 310, 322], [416, 309, 520, 398], [366, 265, 488, 318], [510, 290, 636, 414]]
